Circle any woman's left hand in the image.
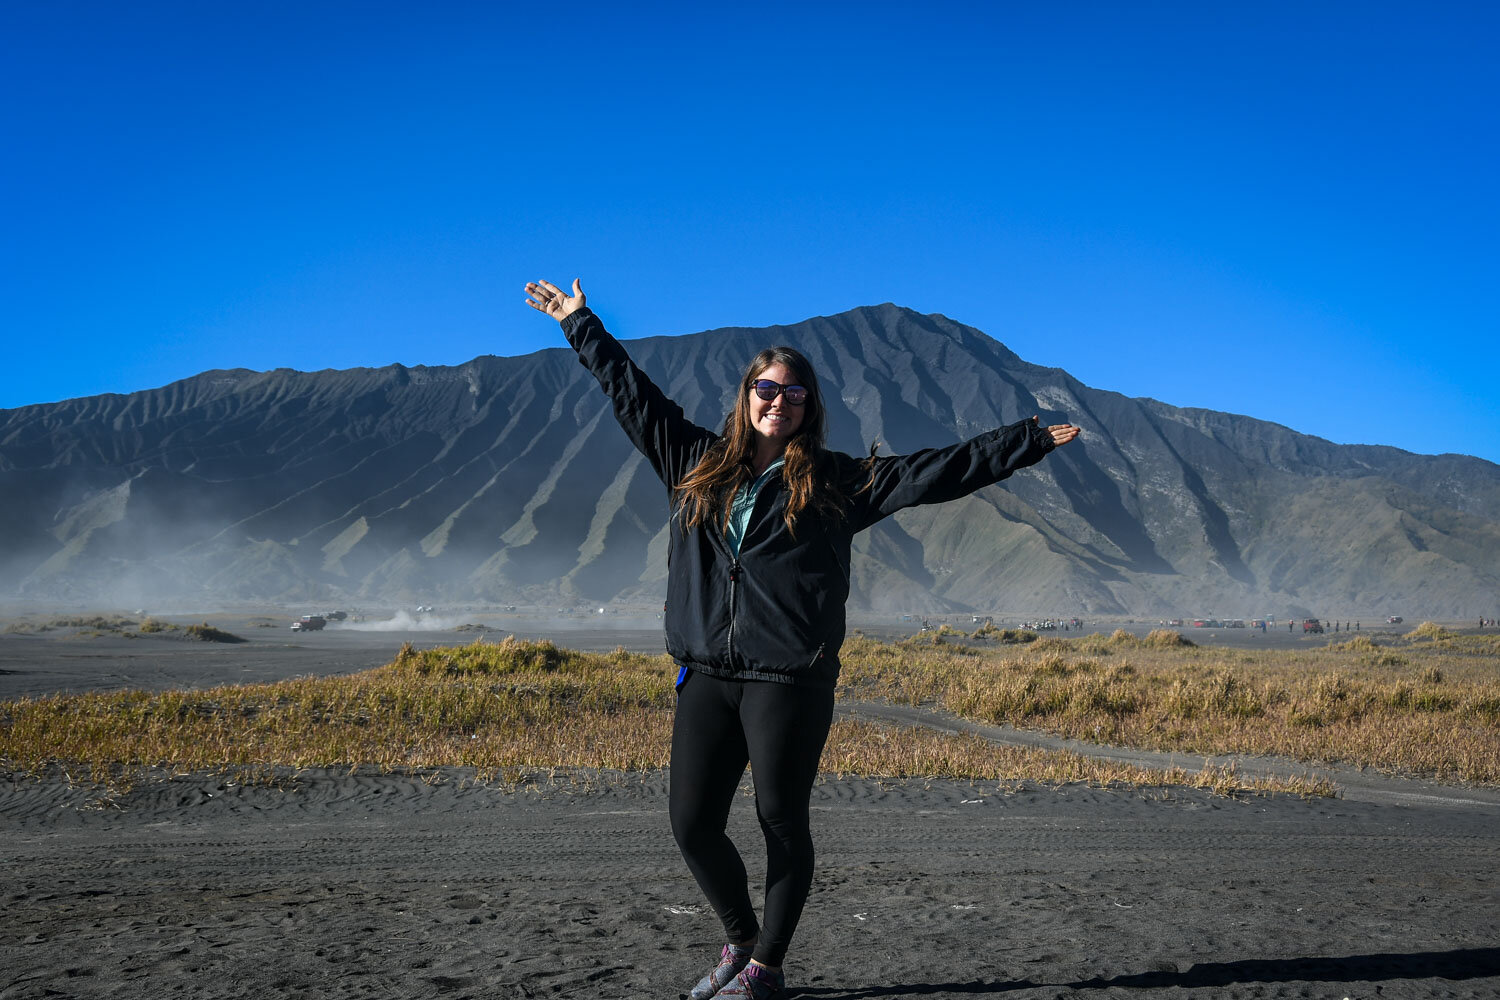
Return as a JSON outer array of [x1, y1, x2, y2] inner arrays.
[[1036, 416, 1081, 447]]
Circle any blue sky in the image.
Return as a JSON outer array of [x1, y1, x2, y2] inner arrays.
[[3, 2, 1497, 463]]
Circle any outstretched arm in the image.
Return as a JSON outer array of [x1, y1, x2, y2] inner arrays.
[[522, 276, 715, 489], [525, 278, 586, 322], [846, 415, 1080, 532]]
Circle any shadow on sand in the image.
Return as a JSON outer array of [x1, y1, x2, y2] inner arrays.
[[795, 947, 1500, 996]]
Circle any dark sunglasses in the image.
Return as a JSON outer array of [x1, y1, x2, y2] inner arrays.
[[751, 379, 808, 406]]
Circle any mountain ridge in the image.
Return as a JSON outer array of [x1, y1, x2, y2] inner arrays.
[[2, 304, 1497, 618]]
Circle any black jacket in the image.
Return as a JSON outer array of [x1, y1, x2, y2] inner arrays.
[[561, 307, 1058, 688]]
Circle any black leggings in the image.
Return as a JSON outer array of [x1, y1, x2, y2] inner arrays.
[[669, 671, 835, 968]]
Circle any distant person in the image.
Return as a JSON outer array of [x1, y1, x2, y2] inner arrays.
[[525, 278, 1079, 999]]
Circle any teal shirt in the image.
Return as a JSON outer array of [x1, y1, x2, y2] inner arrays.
[[725, 458, 784, 557]]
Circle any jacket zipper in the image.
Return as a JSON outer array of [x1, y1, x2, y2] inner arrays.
[[727, 560, 742, 666], [725, 467, 777, 672]]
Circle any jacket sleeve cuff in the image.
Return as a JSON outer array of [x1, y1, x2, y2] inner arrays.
[[1015, 417, 1055, 455], [1033, 418, 1057, 453], [559, 307, 595, 338]]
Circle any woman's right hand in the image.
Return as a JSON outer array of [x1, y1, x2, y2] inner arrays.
[[525, 278, 586, 322]]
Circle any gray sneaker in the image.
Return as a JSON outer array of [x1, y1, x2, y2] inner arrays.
[[687, 944, 754, 1000]]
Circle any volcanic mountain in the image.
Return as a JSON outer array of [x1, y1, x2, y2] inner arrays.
[[3, 304, 1497, 619]]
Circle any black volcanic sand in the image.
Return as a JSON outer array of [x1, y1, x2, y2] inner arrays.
[[4, 616, 1500, 998], [4, 770, 1498, 999]]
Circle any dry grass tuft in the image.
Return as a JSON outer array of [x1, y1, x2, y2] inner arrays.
[[1144, 628, 1196, 648], [969, 623, 1038, 643], [1328, 635, 1379, 652], [52, 616, 140, 629], [183, 623, 246, 643]]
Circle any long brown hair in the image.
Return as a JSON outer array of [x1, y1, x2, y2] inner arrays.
[[674, 346, 847, 535]]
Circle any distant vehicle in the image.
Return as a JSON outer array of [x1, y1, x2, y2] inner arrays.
[[1302, 618, 1324, 634], [291, 615, 327, 632], [322, 610, 348, 621], [1228, 619, 1246, 628], [1386, 615, 1404, 624], [1251, 619, 1267, 628], [1166, 618, 1183, 627]]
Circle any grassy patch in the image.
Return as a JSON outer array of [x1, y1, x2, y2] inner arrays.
[[837, 633, 1500, 784], [4, 617, 140, 634], [6, 631, 1493, 796], [1, 636, 1335, 798], [821, 719, 1333, 797], [1, 639, 675, 788]]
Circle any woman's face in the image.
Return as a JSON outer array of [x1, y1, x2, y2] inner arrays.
[[747, 361, 806, 445]]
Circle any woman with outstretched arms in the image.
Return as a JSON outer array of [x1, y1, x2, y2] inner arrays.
[[526, 278, 1079, 998]]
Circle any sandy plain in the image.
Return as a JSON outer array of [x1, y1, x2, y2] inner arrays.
[[3, 609, 1499, 999]]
